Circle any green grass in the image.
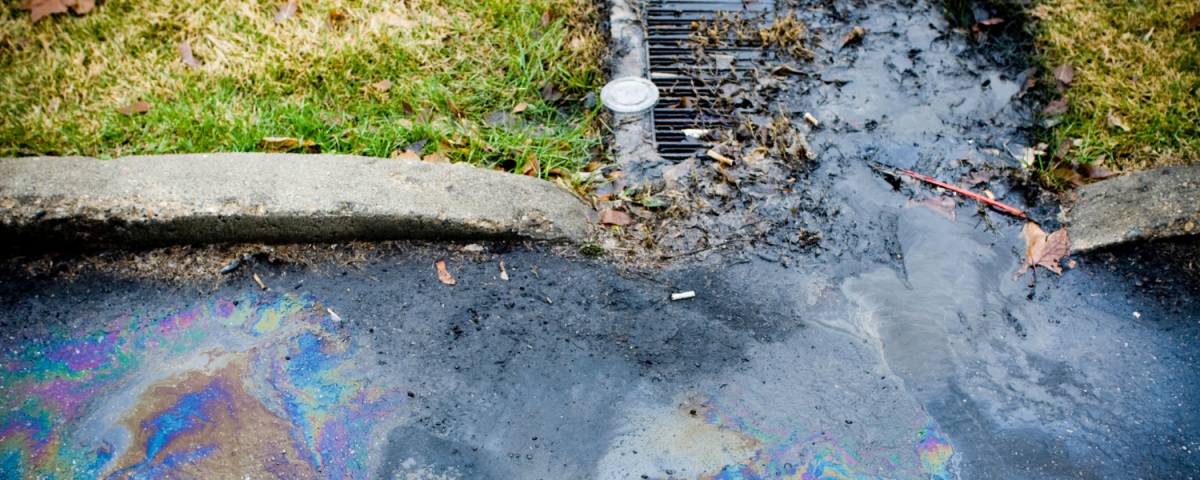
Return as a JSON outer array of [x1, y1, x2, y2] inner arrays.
[[1031, 0, 1200, 172], [0, 0, 604, 177]]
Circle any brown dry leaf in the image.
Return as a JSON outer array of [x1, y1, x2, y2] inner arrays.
[[328, 8, 346, 25], [379, 12, 419, 28], [1053, 62, 1074, 90], [259, 137, 317, 152], [422, 152, 449, 163], [600, 210, 633, 226], [1106, 110, 1131, 132], [274, 0, 299, 24], [178, 41, 202, 69], [512, 102, 528, 113], [1187, 12, 1200, 31], [547, 167, 568, 178], [1043, 95, 1069, 115], [436, 261, 456, 285], [522, 155, 540, 176], [539, 9, 553, 28], [1016, 222, 1071, 279], [964, 170, 995, 185], [371, 79, 393, 91], [1079, 164, 1116, 179], [391, 150, 421, 161], [21, 0, 69, 23], [905, 196, 956, 221], [541, 83, 563, 102], [117, 102, 153, 116]]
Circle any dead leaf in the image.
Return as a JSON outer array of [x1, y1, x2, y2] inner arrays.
[[906, 195, 956, 221], [369, 80, 392, 92], [539, 9, 553, 28], [20, 0, 69, 23], [706, 149, 734, 165], [1043, 95, 1069, 115], [379, 11, 419, 28], [662, 157, 695, 186], [1052, 168, 1085, 188], [1106, 110, 1131, 132], [547, 167, 568, 178], [117, 102, 153, 116], [274, 0, 299, 25], [1079, 164, 1116, 179], [541, 83, 563, 102], [964, 170, 994, 185], [600, 210, 632, 226], [1053, 62, 1074, 90], [1187, 12, 1200, 31], [259, 137, 318, 152], [178, 41, 202, 69], [391, 150, 421, 161], [1016, 222, 1071, 279], [436, 261, 456, 285], [422, 152, 449, 163], [513, 102, 528, 113], [484, 110, 516, 128], [328, 8, 346, 26], [522, 155, 540, 176]]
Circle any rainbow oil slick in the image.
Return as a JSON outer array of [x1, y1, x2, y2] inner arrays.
[[658, 385, 956, 480], [0, 292, 403, 479]]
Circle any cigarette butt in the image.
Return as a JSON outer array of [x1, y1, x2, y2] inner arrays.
[[253, 273, 267, 290], [671, 291, 696, 301], [804, 112, 820, 126], [500, 261, 509, 281], [326, 308, 342, 322]]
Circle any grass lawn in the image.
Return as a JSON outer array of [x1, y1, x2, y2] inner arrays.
[[0, 0, 604, 177], [1031, 0, 1199, 172]]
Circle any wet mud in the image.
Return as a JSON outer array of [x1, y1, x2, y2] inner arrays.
[[2, 0, 1199, 479]]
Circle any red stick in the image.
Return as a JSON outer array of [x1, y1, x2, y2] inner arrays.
[[881, 164, 1027, 218]]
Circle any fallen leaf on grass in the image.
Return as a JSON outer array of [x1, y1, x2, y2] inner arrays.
[[1187, 12, 1200, 31], [371, 79, 392, 91], [328, 8, 346, 26], [117, 102, 153, 116], [541, 83, 563, 102], [1053, 62, 1074, 90], [19, 0, 90, 23], [484, 110, 517, 128], [436, 261, 456, 285], [1043, 95, 1069, 115], [522, 155, 540, 176], [1079, 164, 1115, 179], [512, 102, 528, 113], [539, 9, 553, 28], [178, 41, 202, 69], [1106, 110, 1131, 132], [274, 0, 299, 24], [379, 12, 418, 28], [259, 136, 318, 152], [422, 152, 449, 163], [600, 210, 632, 226], [1016, 222, 1070, 280], [390, 150, 420, 161], [906, 195, 956, 221]]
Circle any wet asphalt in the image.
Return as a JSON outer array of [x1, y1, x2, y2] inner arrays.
[[3, 0, 1200, 479]]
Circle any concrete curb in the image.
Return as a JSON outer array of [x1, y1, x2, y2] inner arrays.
[[0, 154, 592, 249], [1063, 163, 1199, 253]]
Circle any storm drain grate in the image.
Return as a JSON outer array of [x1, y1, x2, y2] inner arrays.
[[645, 0, 778, 162]]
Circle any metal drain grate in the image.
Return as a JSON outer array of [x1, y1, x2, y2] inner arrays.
[[645, 0, 777, 162]]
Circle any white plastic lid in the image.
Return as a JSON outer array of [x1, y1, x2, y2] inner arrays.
[[600, 77, 659, 114]]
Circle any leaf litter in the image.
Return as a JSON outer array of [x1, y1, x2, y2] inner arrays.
[[1016, 222, 1071, 284]]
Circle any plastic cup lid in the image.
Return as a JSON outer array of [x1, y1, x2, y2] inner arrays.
[[600, 77, 659, 114]]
